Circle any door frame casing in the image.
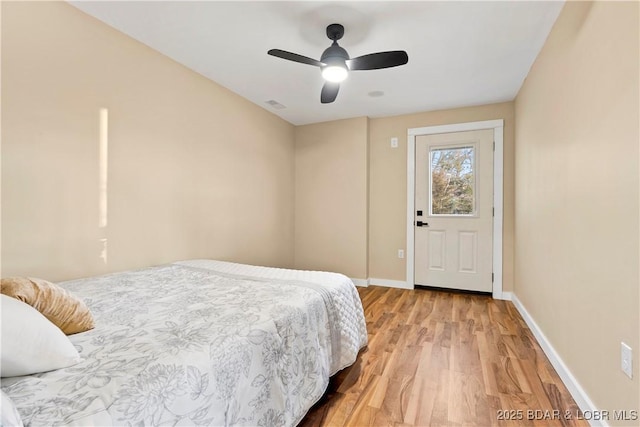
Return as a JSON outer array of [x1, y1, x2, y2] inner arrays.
[[407, 119, 505, 299]]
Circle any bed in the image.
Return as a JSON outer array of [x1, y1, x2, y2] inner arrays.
[[1, 260, 368, 426]]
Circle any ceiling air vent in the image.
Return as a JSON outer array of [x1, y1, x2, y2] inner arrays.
[[265, 100, 286, 110]]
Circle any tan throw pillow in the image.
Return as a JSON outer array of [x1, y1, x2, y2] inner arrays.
[[1, 277, 94, 335]]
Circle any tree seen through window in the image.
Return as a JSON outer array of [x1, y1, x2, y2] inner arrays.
[[430, 147, 475, 215]]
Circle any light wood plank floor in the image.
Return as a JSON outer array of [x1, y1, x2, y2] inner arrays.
[[300, 286, 587, 427]]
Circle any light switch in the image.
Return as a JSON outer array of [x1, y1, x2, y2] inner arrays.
[[391, 137, 398, 148]]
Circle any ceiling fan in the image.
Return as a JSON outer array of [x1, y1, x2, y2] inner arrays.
[[268, 23, 409, 104]]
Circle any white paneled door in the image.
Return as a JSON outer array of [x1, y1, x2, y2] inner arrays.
[[414, 129, 494, 292]]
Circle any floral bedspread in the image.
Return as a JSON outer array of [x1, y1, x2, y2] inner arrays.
[[1, 262, 368, 426]]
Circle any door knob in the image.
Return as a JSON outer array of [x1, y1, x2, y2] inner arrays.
[[416, 221, 429, 227]]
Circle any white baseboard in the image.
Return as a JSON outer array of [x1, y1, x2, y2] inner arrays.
[[499, 291, 513, 301], [367, 278, 412, 289], [357, 279, 511, 293], [510, 294, 606, 427], [350, 278, 369, 287], [350, 278, 411, 289]]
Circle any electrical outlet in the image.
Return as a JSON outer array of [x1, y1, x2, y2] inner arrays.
[[391, 137, 398, 148], [621, 342, 633, 379], [397, 249, 404, 259]]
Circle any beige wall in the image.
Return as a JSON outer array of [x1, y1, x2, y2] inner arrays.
[[292, 102, 514, 288], [514, 1, 639, 418], [368, 102, 515, 290], [294, 118, 369, 279], [1, 2, 295, 281]]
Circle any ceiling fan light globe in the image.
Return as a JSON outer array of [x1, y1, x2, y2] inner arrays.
[[322, 65, 348, 83]]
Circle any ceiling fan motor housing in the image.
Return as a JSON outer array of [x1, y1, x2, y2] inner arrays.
[[322, 24, 349, 70], [321, 43, 349, 67]]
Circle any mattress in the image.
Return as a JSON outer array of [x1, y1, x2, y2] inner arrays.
[[1, 260, 368, 426]]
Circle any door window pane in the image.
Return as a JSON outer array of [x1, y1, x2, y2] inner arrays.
[[430, 146, 475, 215]]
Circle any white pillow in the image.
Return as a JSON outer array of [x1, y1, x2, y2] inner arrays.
[[1, 294, 81, 377], [1, 390, 23, 426]]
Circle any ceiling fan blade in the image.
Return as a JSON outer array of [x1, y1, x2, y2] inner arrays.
[[347, 51, 408, 71], [267, 49, 324, 67], [321, 82, 340, 104]]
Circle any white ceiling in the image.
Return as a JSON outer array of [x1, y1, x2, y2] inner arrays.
[[70, 1, 564, 126]]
